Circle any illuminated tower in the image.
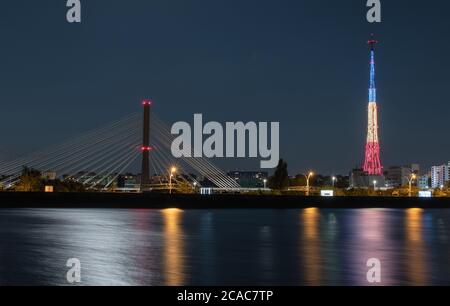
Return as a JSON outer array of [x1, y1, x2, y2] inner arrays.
[[140, 99, 152, 191], [363, 36, 383, 175]]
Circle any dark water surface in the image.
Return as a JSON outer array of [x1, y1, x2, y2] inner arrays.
[[0, 208, 449, 286]]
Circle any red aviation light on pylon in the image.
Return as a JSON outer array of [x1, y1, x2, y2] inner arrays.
[[141, 146, 152, 152], [142, 99, 152, 106], [367, 33, 378, 48]]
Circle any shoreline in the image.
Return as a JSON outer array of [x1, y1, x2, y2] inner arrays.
[[0, 192, 449, 209]]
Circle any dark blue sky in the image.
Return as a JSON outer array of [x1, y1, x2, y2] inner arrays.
[[1, 0, 449, 175]]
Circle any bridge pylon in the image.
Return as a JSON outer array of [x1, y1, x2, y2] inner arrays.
[[140, 99, 152, 192]]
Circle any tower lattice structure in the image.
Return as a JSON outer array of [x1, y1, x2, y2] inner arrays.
[[363, 36, 383, 175]]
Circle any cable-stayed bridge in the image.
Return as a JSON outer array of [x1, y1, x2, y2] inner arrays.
[[0, 102, 240, 192]]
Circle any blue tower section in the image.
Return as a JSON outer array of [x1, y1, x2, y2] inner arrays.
[[369, 49, 376, 103]]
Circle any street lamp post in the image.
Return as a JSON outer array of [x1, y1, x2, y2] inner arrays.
[[332, 176, 337, 188], [192, 181, 198, 193], [306, 172, 314, 196], [169, 167, 177, 194], [373, 180, 377, 191], [263, 179, 267, 189], [408, 173, 417, 197]]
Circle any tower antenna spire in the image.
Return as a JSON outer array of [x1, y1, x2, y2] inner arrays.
[[367, 33, 378, 50]]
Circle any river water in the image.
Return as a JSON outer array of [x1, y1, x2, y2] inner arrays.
[[0, 208, 449, 285]]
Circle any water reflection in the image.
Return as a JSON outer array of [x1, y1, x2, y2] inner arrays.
[[348, 209, 397, 285], [0, 208, 449, 285], [405, 208, 427, 285], [259, 226, 274, 282], [301, 208, 322, 285], [198, 212, 216, 284], [132, 209, 162, 285], [325, 212, 339, 284], [162, 208, 185, 286]]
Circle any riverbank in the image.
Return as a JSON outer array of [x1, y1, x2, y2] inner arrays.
[[0, 192, 449, 209]]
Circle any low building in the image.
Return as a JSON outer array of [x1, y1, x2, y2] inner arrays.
[[42, 171, 57, 181], [117, 174, 138, 188], [384, 164, 419, 188], [350, 168, 386, 188], [431, 162, 450, 189], [228, 171, 268, 188], [418, 175, 430, 190]]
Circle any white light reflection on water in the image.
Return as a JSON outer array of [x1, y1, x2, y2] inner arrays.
[[0, 208, 449, 285]]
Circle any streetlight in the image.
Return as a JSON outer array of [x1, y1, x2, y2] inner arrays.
[[169, 167, 177, 194], [332, 176, 337, 188], [373, 180, 377, 190], [408, 173, 417, 197], [306, 171, 314, 196], [263, 179, 267, 189]]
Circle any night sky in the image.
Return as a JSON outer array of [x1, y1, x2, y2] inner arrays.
[[1, 0, 449, 175]]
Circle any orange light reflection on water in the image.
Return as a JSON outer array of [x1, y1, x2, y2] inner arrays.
[[162, 208, 185, 286], [302, 208, 322, 285], [405, 208, 427, 285]]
